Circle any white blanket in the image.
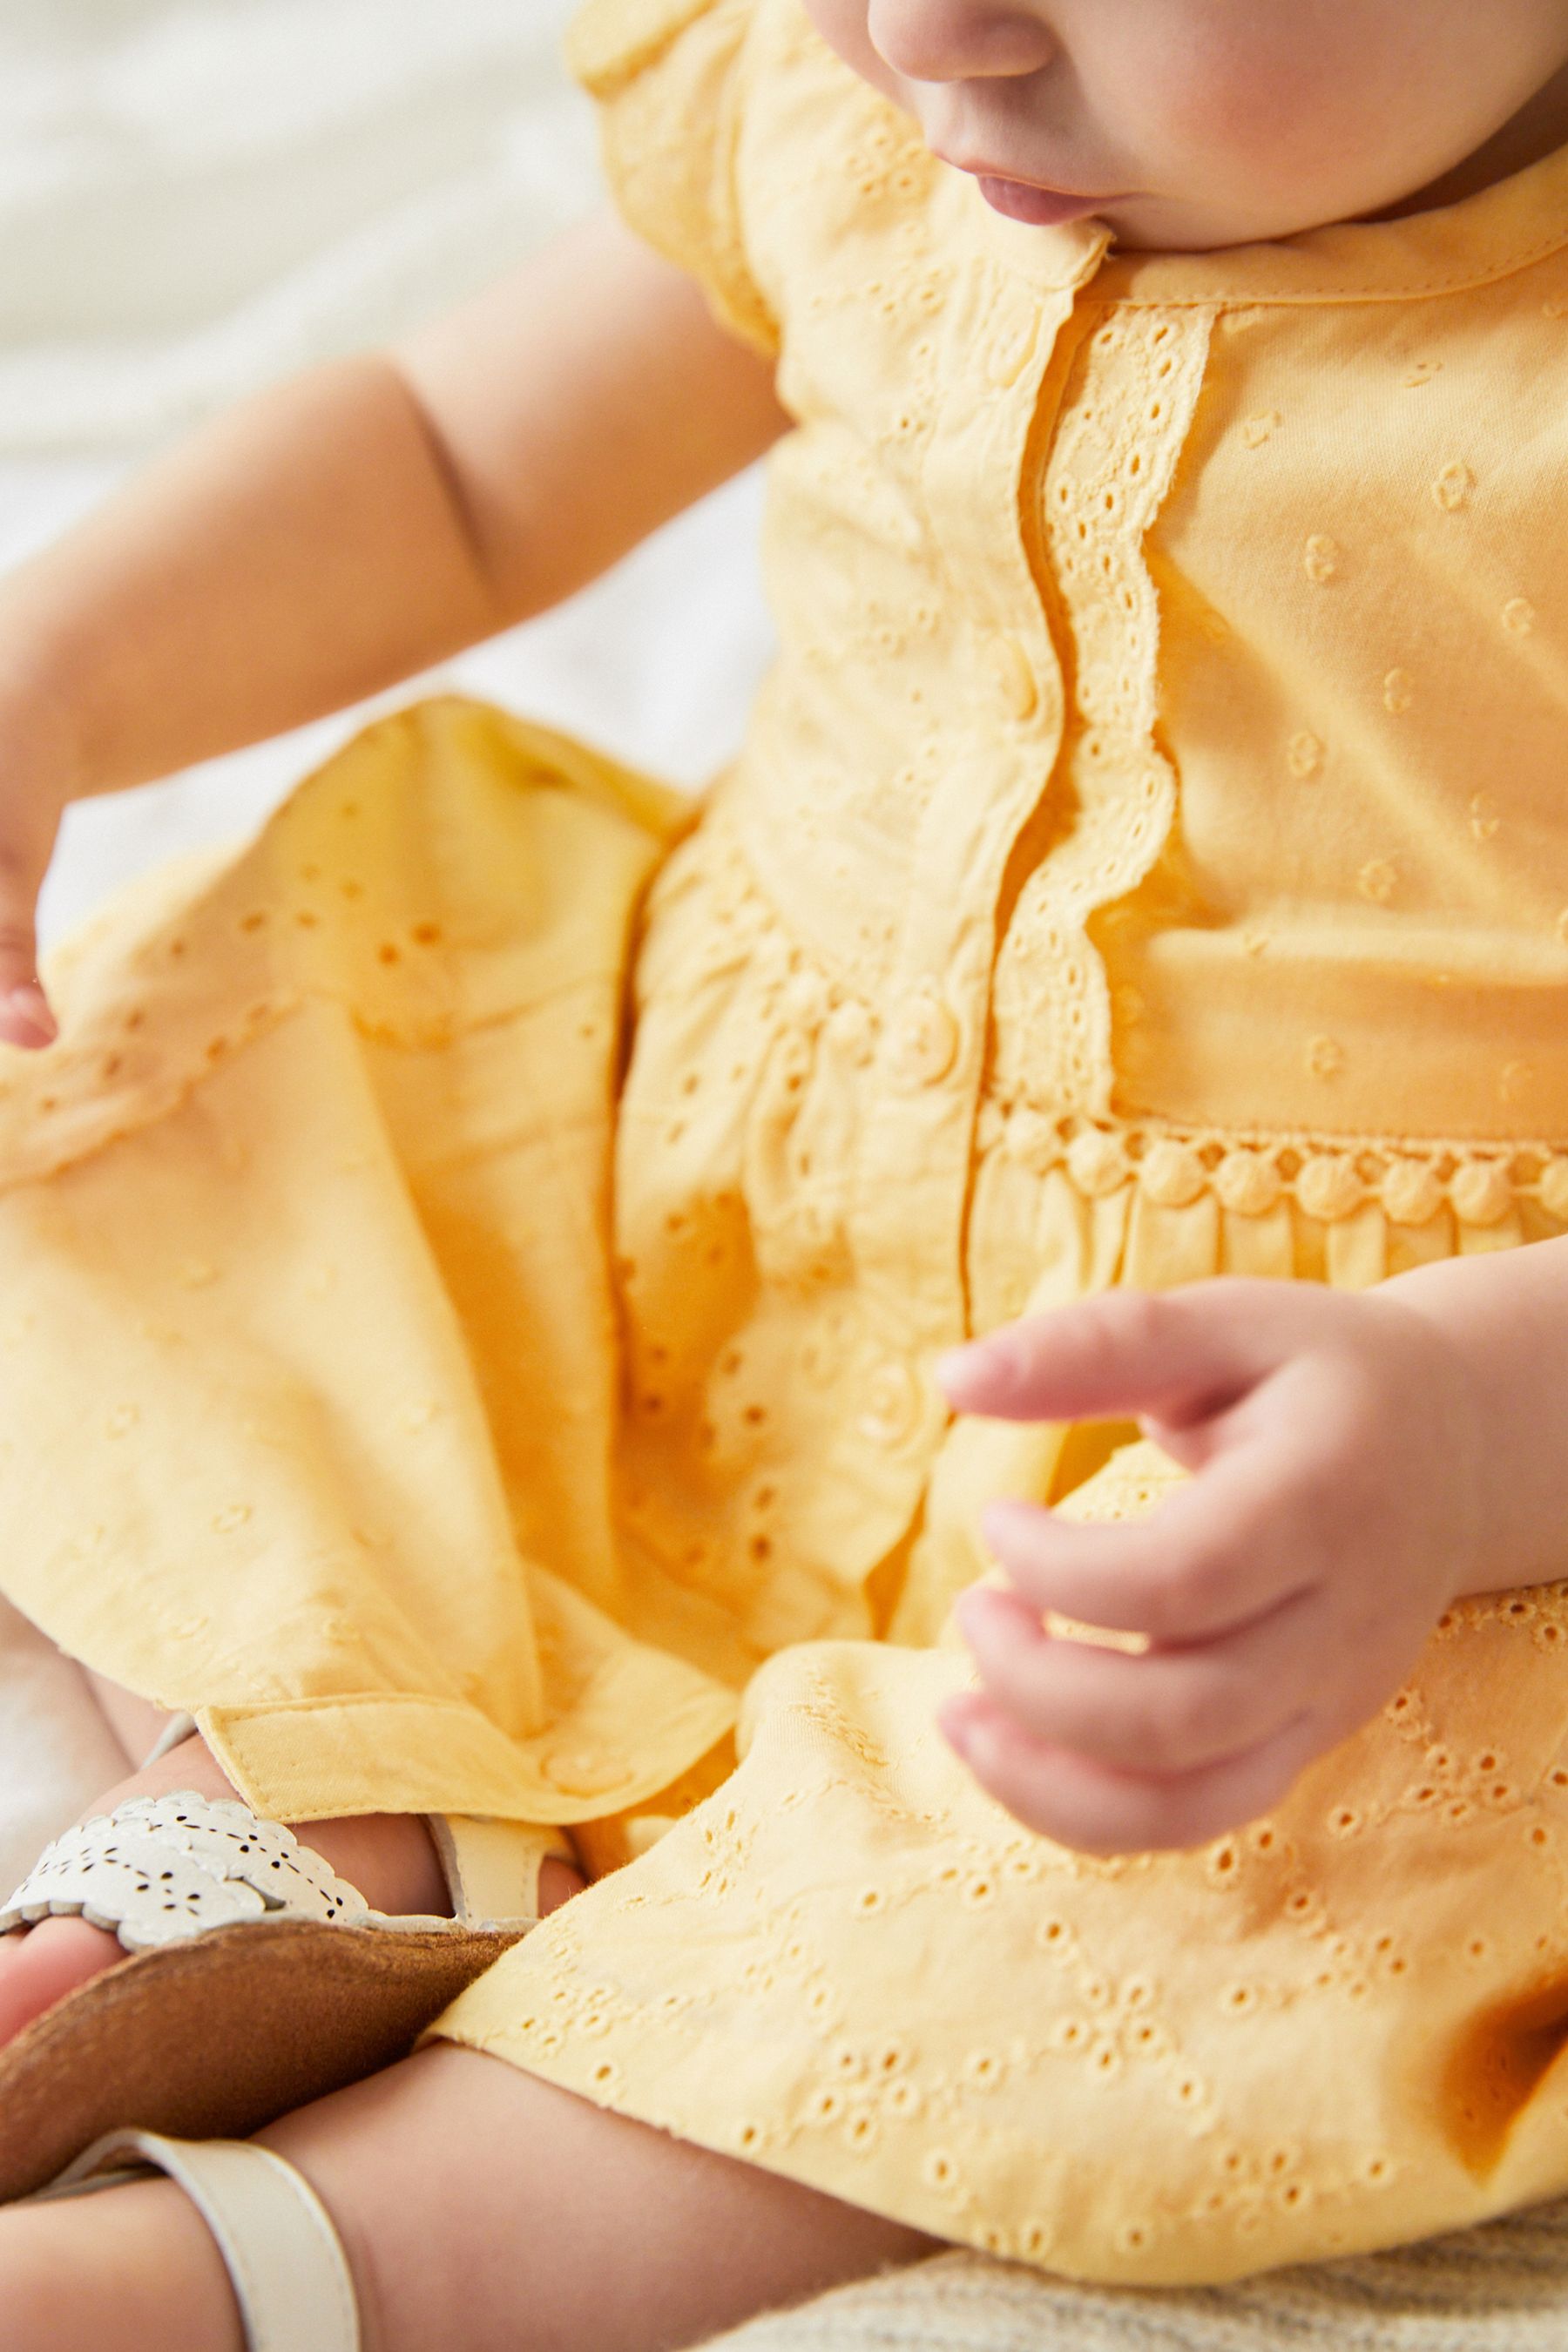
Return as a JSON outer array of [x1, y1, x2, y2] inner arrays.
[[0, 0, 774, 1890], [0, 0, 595, 450]]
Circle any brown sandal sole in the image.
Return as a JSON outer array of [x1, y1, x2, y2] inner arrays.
[[0, 1915, 526, 2204]]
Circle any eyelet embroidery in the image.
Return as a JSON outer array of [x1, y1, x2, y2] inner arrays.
[[990, 306, 1213, 1124]]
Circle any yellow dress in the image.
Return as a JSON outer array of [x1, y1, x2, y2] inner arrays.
[[7, 0, 1568, 2286]]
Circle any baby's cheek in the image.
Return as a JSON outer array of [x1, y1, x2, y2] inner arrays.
[[1124, 10, 1352, 188]]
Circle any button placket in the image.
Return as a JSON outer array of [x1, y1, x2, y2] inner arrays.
[[851, 264, 1090, 1361], [987, 313, 1042, 390], [857, 1357, 924, 1448], [887, 991, 961, 1091], [985, 633, 1041, 722], [543, 1750, 632, 1800]]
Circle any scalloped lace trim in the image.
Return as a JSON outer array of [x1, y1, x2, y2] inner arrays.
[[977, 1098, 1568, 1228], [992, 305, 1213, 1121]]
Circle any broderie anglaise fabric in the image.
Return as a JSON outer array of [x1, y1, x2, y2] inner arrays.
[[1, 0, 1568, 2298], [417, 0, 1568, 2288], [437, 1440, 1568, 2283]]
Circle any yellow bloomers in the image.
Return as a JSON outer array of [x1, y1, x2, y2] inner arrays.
[[7, 0, 1568, 2289]]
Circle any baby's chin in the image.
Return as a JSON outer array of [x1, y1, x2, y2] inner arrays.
[[1098, 186, 1407, 254], [964, 175, 1352, 256], [1098, 150, 1517, 253]]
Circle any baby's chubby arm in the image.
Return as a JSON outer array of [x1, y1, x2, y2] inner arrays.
[[935, 1239, 1568, 1856], [0, 210, 790, 1046]]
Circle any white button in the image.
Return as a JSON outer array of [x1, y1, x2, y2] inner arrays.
[[858, 1359, 923, 1447], [988, 319, 1040, 389], [1004, 1105, 1057, 1173], [543, 1750, 630, 1799], [984, 634, 1039, 722], [887, 993, 960, 1090]]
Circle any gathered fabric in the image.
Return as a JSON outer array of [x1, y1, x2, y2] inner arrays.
[[5, 0, 1568, 2288]]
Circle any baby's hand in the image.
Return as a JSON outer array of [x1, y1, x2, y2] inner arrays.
[[934, 1279, 1488, 1856], [0, 691, 69, 1049]]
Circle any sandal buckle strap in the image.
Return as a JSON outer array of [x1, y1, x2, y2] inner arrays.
[[35, 2128, 361, 2352]]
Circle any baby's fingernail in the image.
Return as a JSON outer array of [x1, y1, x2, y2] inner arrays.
[[936, 1339, 1014, 1398], [938, 1699, 978, 1758], [951, 1598, 990, 1663], [1, 984, 55, 1047], [943, 1699, 1004, 1778], [980, 1497, 1040, 1551]]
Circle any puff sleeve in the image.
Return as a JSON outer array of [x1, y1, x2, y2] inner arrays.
[[564, 0, 780, 360]]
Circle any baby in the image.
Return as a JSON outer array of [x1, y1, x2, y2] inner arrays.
[[2, 2, 1568, 2347], [813, 0, 1568, 248]]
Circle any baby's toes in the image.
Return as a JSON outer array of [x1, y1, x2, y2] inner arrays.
[[0, 1918, 125, 2051]]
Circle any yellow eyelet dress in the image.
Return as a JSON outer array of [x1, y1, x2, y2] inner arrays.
[[6, 0, 1568, 2286]]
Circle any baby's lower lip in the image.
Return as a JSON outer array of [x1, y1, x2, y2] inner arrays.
[[975, 175, 1106, 226]]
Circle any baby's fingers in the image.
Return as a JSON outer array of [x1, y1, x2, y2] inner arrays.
[[0, 852, 55, 1050], [954, 1583, 1315, 1775], [937, 1282, 1299, 1426], [981, 1451, 1317, 1642], [938, 1694, 1321, 1857]]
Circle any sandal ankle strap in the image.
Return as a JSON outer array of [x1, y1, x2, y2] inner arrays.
[[32, 2128, 360, 2351], [139, 1711, 200, 1770], [0, 1784, 575, 1958], [129, 1706, 575, 1926], [424, 1812, 578, 1926]]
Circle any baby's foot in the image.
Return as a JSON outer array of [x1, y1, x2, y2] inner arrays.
[[0, 1733, 585, 2052], [0, 1915, 118, 2050]]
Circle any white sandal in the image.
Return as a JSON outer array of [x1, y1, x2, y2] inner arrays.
[[28, 2126, 361, 2351], [0, 1713, 577, 2205]]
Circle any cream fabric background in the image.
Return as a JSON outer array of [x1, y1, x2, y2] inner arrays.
[[0, 0, 596, 450], [699, 2213, 1568, 2348], [0, 0, 774, 1893]]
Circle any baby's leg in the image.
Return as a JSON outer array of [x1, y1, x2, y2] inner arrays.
[[0, 2041, 936, 2352], [0, 1665, 193, 2048], [0, 1719, 585, 2051], [82, 1666, 170, 1769]]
